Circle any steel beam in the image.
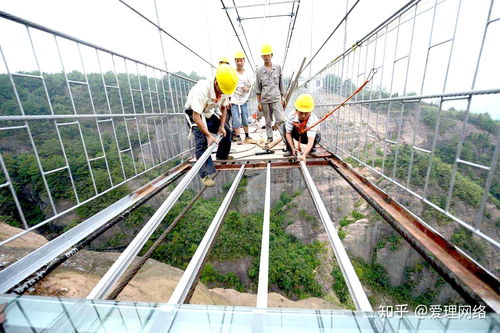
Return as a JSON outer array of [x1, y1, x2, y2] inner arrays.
[[87, 138, 221, 300], [0, 162, 188, 294], [327, 154, 500, 312], [185, 159, 330, 171], [168, 165, 246, 304], [223, 0, 299, 10], [256, 163, 271, 308], [299, 159, 373, 311]]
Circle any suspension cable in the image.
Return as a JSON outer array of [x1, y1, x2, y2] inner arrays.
[[302, 0, 361, 74], [232, 0, 258, 71], [282, 0, 301, 71], [301, 0, 418, 88], [118, 0, 215, 68], [221, 0, 256, 72]]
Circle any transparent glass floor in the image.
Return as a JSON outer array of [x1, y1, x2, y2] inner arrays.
[[0, 294, 498, 332]]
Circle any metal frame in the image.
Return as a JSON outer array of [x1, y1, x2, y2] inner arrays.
[[168, 165, 246, 305], [299, 158, 372, 311], [87, 138, 221, 300], [0, 11, 197, 245], [295, 0, 500, 253], [327, 153, 500, 312], [0, 162, 188, 294]]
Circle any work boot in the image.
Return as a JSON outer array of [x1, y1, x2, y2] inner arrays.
[[201, 176, 215, 187], [243, 137, 256, 144]]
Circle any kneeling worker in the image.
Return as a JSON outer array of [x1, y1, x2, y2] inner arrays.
[[185, 64, 238, 187], [283, 94, 321, 162]]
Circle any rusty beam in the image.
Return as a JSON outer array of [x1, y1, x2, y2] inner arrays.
[[185, 159, 330, 171], [327, 154, 500, 312]]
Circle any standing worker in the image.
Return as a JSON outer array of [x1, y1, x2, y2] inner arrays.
[[255, 44, 286, 143], [283, 94, 322, 162], [231, 50, 255, 144], [185, 64, 238, 187]]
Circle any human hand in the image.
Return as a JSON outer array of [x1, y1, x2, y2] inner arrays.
[[298, 154, 307, 163], [217, 126, 226, 137], [258, 103, 263, 112], [207, 134, 216, 146]]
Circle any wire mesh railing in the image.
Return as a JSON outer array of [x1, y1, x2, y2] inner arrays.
[[296, 0, 499, 258], [0, 11, 199, 241]]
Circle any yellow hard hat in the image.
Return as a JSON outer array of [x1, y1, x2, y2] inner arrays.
[[261, 43, 273, 55], [234, 50, 245, 59], [294, 94, 314, 113], [218, 56, 230, 65], [215, 64, 238, 95]]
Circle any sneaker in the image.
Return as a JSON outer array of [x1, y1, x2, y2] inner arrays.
[[243, 137, 256, 144], [201, 176, 215, 187], [266, 137, 273, 143], [231, 136, 238, 142], [236, 137, 243, 144], [283, 150, 293, 157]]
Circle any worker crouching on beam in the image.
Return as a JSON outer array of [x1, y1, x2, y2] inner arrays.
[[184, 64, 238, 187], [283, 94, 322, 163]]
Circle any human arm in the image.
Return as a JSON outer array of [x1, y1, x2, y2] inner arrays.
[[285, 131, 296, 155], [218, 106, 227, 136], [192, 112, 216, 146], [298, 134, 316, 162]]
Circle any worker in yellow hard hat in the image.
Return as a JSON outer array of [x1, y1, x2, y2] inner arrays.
[[231, 50, 255, 144], [255, 43, 286, 143], [184, 64, 238, 186], [218, 56, 230, 65], [283, 94, 322, 162]]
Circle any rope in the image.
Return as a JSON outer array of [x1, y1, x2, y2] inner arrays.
[[296, 68, 376, 152], [300, 68, 376, 135], [107, 172, 220, 300]]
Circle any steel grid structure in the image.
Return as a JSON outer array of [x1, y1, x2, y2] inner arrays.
[[0, 12, 201, 244], [296, 0, 500, 254]]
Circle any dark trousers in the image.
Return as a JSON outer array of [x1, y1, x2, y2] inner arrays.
[[193, 115, 231, 178], [281, 124, 321, 152]]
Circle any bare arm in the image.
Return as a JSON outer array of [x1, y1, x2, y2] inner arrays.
[[192, 112, 216, 146], [285, 131, 295, 154], [218, 107, 227, 136], [299, 135, 315, 162]]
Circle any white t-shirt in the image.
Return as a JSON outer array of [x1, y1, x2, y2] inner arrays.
[[184, 79, 230, 120], [285, 111, 319, 138], [231, 69, 253, 105]]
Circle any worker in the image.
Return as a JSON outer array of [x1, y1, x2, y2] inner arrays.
[[255, 43, 286, 143], [283, 94, 321, 162], [184, 64, 238, 187], [231, 50, 255, 144], [218, 56, 230, 65]]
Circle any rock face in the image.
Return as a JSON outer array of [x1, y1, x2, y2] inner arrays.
[[0, 223, 339, 309]]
